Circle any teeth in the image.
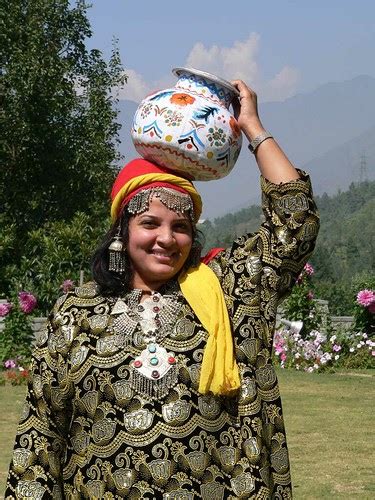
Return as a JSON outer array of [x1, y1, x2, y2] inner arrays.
[[153, 251, 173, 257]]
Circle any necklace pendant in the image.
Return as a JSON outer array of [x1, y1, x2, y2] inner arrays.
[[130, 343, 178, 399]]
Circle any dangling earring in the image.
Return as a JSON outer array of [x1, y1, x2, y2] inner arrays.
[[109, 227, 126, 273]]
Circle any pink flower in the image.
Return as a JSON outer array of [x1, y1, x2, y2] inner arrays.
[[0, 301, 13, 317], [356, 289, 375, 307], [18, 291, 37, 314], [304, 263, 314, 276], [332, 344, 341, 352], [4, 359, 17, 369], [61, 279, 75, 293], [280, 353, 287, 362]]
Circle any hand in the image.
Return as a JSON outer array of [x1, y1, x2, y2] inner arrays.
[[231, 80, 266, 141]]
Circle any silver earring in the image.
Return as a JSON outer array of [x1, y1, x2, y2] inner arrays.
[[108, 227, 126, 273]]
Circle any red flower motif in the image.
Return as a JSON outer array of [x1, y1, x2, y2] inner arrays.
[[229, 116, 241, 138], [170, 93, 195, 106]]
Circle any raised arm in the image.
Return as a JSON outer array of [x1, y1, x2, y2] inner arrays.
[[231, 79, 300, 184]]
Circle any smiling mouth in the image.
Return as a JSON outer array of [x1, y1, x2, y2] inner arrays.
[[151, 250, 176, 259]]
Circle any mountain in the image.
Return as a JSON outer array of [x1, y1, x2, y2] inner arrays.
[[261, 75, 375, 166], [302, 125, 375, 195], [115, 75, 375, 218]]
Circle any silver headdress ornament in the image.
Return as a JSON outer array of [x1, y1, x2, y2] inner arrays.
[[127, 187, 195, 221]]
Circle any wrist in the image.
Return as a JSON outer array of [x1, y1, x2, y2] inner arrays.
[[248, 131, 273, 154], [242, 120, 267, 141]]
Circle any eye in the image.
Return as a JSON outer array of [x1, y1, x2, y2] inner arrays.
[[140, 219, 158, 228], [174, 222, 191, 233]]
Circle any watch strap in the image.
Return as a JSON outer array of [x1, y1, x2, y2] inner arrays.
[[248, 132, 273, 154]]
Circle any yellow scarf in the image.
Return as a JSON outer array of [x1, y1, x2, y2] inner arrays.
[[178, 262, 240, 396]]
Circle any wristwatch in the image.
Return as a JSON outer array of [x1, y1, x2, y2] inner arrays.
[[248, 132, 273, 154]]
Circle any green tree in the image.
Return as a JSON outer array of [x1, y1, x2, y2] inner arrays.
[[0, 0, 126, 295], [8, 212, 109, 312]]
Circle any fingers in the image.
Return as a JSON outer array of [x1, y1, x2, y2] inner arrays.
[[231, 96, 241, 119], [231, 79, 257, 98]]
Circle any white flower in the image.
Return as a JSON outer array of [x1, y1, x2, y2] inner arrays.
[[334, 354, 340, 360], [330, 335, 337, 344], [313, 364, 319, 370], [306, 367, 314, 373], [294, 353, 301, 359], [362, 333, 368, 339], [18, 367, 25, 372], [357, 343, 363, 349], [349, 347, 355, 353]]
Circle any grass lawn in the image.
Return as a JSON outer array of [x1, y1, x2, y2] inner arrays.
[[1, 369, 374, 498]]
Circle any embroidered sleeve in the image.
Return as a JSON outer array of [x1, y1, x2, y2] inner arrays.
[[257, 169, 319, 299], [210, 170, 319, 317], [5, 296, 73, 499]]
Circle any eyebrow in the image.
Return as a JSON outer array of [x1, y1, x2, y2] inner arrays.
[[138, 214, 190, 222]]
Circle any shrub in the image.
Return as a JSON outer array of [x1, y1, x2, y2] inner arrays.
[[0, 291, 38, 364], [7, 212, 108, 313], [353, 276, 375, 336], [281, 262, 322, 337]]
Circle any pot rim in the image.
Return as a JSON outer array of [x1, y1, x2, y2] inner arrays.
[[172, 67, 240, 97]]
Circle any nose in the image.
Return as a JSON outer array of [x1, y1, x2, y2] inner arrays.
[[156, 226, 175, 246]]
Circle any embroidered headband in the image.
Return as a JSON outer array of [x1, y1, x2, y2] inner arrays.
[[111, 158, 202, 222]]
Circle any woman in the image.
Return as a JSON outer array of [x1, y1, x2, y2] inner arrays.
[[6, 80, 319, 499]]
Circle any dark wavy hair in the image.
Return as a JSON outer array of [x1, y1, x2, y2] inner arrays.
[[91, 205, 204, 296]]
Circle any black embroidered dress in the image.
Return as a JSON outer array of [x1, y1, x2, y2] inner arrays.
[[5, 172, 319, 499]]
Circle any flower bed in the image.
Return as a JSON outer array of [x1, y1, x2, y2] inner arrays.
[[0, 358, 30, 386], [273, 327, 375, 372]]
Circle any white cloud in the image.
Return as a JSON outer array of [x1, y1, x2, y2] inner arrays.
[[186, 33, 261, 86], [117, 69, 151, 103], [263, 66, 301, 102], [119, 35, 301, 104]]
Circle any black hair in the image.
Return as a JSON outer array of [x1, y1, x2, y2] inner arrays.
[[91, 206, 204, 296]]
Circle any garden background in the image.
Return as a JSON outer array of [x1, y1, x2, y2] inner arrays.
[[1, 1, 374, 498]]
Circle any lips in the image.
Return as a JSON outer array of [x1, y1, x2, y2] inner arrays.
[[150, 250, 176, 263]]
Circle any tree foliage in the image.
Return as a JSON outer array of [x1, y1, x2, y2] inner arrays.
[[0, 0, 126, 297], [0, 0, 125, 229], [8, 212, 109, 312], [200, 179, 375, 315]]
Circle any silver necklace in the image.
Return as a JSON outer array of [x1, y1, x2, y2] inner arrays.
[[110, 285, 182, 399]]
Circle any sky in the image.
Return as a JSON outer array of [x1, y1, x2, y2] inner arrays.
[[86, 0, 375, 103], [84, 0, 375, 217]]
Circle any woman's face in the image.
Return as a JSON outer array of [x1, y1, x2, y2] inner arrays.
[[127, 197, 193, 291]]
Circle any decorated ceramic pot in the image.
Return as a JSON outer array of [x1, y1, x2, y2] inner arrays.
[[131, 67, 243, 181]]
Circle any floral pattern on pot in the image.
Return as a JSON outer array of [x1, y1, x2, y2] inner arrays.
[[131, 67, 242, 181]]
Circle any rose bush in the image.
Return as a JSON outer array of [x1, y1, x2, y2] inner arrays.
[[0, 290, 37, 364], [281, 263, 322, 338], [354, 284, 375, 336], [275, 267, 375, 371]]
